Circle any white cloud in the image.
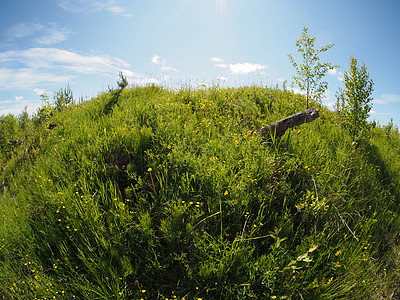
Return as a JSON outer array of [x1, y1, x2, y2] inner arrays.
[[374, 93, 400, 105], [121, 69, 158, 85], [229, 62, 267, 75], [215, 63, 228, 68], [35, 24, 71, 45], [0, 48, 129, 75], [151, 55, 161, 65], [0, 48, 156, 90], [288, 87, 307, 95], [106, 5, 124, 13], [161, 65, 177, 72], [289, 87, 335, 108], [0, 68, 73, 90], [106, 6, 132, 17], [14, 96, 24, 101], [210, 57, 224, 63], [150, 55, 177, 72], [210, 57, 228, 68], [328, 68, 337, 75], [211, 58, 267, 74], [55, 0, 110, 13], [55, 0, 132, 17]]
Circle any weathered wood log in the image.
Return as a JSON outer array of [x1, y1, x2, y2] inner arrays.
[[256, 108, 319, 138]]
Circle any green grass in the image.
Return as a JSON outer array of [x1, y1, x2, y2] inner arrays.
[[1, 83, 400, 299]]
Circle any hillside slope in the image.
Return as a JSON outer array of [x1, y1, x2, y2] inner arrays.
[[1, 84, 400, 299]]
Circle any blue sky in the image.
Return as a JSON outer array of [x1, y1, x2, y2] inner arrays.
[[1, 0, 399, 126]]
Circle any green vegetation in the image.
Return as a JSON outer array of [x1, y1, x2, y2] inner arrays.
[[1, 81, 400, 299], [336, 56, 374, 140], [289, 26, 340, 108]]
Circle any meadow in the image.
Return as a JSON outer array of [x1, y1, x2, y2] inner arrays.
[[1, 82, 400, 299]]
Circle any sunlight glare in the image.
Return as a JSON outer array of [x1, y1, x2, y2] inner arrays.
[[215, 0, 230, 53], [216, 0, 228, 30]]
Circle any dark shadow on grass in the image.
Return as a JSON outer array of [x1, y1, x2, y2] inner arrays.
[[362, 141, 400, 206]]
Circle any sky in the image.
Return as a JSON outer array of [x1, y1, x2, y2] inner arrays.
[[1, 0, 400, 126]]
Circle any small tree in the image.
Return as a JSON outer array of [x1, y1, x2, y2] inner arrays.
[[18, 106, 32, 132], [289, 26, 339, 108], [336, 56, 374, 138], [54, 85, 73, 112], [103, 72, 128, 115]]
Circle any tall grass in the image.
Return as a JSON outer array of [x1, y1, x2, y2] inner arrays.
[[1, 83, 400, 299]]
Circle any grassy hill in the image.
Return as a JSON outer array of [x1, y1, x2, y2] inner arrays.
[[1, 82, 400, 299]]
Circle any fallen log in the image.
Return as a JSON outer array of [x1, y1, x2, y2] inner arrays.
[[255, 108, 319, 138]]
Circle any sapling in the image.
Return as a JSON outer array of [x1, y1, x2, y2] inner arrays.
[[336, 56, 374, 139], [103, 72, 128, 115], [289, 26, 339, 108], [54, 85, 73, 112]]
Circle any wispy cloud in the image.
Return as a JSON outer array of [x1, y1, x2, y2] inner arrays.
[[210, 57, 227, 68], [6, 23, 44, 38], [35, 24, 71, 45], [0, 48, 155, 90], [150, 54, 178, 72], [6, 22, 70, 45], [55, 0, 109, 13], [55, 0, 132, 17], [106, 6, 132, 17], [374, 93, 400, 104], [0, 48, 129, 74], [215, 64, 228, 68], [0, 68, 73, 90], [210, 57, 224, 63], [229, 62, 267, 75]]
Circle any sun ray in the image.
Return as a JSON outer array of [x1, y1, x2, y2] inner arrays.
[[215, 0, 231, 56]]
